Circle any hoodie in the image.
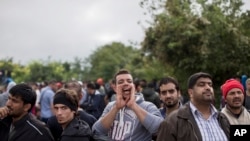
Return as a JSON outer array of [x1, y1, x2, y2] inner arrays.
[[92, 93, 163, 141]]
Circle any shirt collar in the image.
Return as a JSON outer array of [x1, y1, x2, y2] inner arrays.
[[190, 102, 218, 118]]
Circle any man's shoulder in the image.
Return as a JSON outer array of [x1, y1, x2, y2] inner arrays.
[[27, 114, 47, 127], [79, 110, 97, 120], [168, 103, 190, 118], [63, 118, 92, 137], [21, 115, 54, 140]]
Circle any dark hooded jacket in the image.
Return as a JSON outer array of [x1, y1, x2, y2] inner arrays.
[[141, 87, 161, 108], [47, 110, 96, 141], [60, 118, 92, 141]]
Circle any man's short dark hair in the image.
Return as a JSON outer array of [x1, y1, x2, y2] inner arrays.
[[87, 82, 96, 90], [188, 72, 212, 89], [64, 80, 82, 99], [159, 76, 180, 91], [9, 83, 36, 112], [113, 69, 131, 83]]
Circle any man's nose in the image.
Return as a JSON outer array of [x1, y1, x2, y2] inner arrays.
[[5, 99, 11, 107], [205, 83, 212, 89], [56, 109, 62, 114]]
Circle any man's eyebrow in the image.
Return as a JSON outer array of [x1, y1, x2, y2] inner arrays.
[[197, 81, 212, 83]]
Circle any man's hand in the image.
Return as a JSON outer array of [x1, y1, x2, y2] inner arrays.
[[0, 106, 9, 119], [115, 85, 129, 109], [126, 86, 136, 109]]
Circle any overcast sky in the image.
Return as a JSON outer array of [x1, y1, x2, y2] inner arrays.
[[1, 0, 250, 65]]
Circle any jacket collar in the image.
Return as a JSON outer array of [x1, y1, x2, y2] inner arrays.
[[12, 113, 29, 129]]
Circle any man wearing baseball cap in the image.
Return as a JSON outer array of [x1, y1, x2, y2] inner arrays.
[[221, 79, 250, 124]]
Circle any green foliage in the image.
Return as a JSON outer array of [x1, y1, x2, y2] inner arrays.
[[0, 58, 85, 83], [83, 42, 170, 82], [141, 0, 250, 107], [0, 58, 27, 83], [26, 60, 64, 82], [83, 42, 140, 81]]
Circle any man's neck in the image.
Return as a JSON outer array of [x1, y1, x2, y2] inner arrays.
[[226, 105, 242, 115], [12, 112, 28, 123], [246, 90, 250, 96], [61, 118, 74, 130], [191, 101, 211, 119], [166, 103, 179, 115]]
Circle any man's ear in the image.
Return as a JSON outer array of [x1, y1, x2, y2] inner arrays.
[[79, 92, 83, 100], [188, 89, 193, 99], [177, 91, 181, 99], [114, 85, 118, 93], [23, 103, 31, 112]]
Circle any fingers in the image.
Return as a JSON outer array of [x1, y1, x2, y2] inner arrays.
[[129, 86, 135, 102], [116, 85, 123, 95], [126, 86, 136, 108], [0, 107, 9, 119]]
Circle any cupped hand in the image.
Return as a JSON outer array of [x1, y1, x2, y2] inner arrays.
[[0, 106, 9, 119]]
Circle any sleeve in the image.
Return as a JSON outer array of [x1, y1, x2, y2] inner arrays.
[[156, 117, 177, 141], [92, 102, 114, 137], [157, 120, 169, 141], [141, 102, 164, 134], [48, 91, 54, 104]]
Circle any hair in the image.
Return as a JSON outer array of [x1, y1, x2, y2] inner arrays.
[[48, 79, 57, 85], [246, 78, 250, 84], [64, 80, 82, 100], [54, 88, 79, 111], [9, 83, 36, 112], [95, 82, 100, 89], [111, 79, 115, 84], [113, 69, 131, 83], [86, 82, 96, 90], [159, 76, 180, 91], [187, 72, 212, 89], [140, 79, 147, 88], [134, 79, 141, 89]]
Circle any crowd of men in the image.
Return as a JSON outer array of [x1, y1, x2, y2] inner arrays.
[[1, 69, 250, 141]]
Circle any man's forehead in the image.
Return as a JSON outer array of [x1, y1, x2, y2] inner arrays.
[[9, 94, 22, 99], [160, 83, 176, 89], [54, 103, 67, 107], [9, 95, 23, 102], [116, 74, 133, 80], [228, 88, 243, 92], [196, 77, 212, 83]]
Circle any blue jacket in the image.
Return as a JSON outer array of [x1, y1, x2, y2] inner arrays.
[[80, 91, 105, 119]]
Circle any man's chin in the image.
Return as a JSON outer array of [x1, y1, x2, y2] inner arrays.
[[58, 120, 66, 125]]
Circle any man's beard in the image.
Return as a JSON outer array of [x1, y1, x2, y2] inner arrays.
[[165, 101, 178, 108]]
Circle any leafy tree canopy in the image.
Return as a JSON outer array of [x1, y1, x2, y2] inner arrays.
[[141, 0, 250, 92]]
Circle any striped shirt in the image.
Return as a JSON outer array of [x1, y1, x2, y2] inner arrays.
[[190, 102, 228, 141]]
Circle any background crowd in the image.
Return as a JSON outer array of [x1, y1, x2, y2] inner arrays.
[[1, 69, 250, 141]]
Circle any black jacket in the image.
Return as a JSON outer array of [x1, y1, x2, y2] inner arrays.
[[60, 117, 92, 141], [47, 110, 96, 141], [0, 113, 54, 141]]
